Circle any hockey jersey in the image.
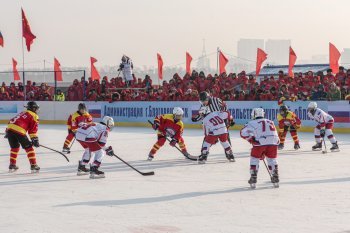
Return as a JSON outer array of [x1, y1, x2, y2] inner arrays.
[[308, 108, 334, 127], [75, 123, 109, 147], [277, 111, 301, 132], [67, 111, 93, 132], [240, 118, 280, 146], [202, 111, 229, 136], [7, 110, 39, 138], [154, 114, 184, 141]]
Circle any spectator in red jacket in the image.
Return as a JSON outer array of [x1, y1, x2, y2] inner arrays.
[[0, 86, 10, 100], [336, 66, 346, 87]]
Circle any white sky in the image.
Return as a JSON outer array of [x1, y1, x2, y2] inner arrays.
[[0, 0, 349, 69]]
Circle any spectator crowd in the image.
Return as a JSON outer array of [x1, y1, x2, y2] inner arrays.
[[1, 67, 350, 102]]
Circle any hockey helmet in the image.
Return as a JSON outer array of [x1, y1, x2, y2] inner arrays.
[[251, 108, 265, 120], [78, 103, 87, 113], [101, 116, 114, 130], [307, 102, 317, 115], [279, 105, 288, 117], [26, 101, 40, 113], [199, 91, 210, 103], [173, 107, 184, 121]]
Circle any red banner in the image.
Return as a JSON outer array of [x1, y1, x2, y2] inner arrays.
[[288, 47, 297, 77], [186, 52, 192, 74], [12, 58, 21, 81], [219, 51, 228, 74], [329, 42, 341, 74], [0, 31, 3, 47], [54, 57, 63, 81], [157, 53, 163, 80], [22, 9, 36, 52], [256, 48, 267, 76], [90, 57, 100, 81]]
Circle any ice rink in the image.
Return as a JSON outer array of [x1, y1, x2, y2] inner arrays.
[[0, 125, 350, 233]]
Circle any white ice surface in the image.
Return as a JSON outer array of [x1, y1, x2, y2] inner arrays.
[[0, 125, 350, 233]]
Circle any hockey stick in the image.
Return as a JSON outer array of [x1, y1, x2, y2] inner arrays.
[[147, 120, 198, 161], [112, 153, 154, 176], [262, 159, 273, 179], [40, 145, 70, 162]]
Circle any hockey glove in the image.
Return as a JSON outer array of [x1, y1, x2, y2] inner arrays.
[[152, 122, 160, 130], [320, 129, 326, 138], [169, 139, 178, 147], [105, 146, 114, 156], [31, 137, 40, 148], [230, 120, 235, 127]]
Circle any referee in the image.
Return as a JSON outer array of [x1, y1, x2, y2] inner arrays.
[[199, 91, 227, 112]]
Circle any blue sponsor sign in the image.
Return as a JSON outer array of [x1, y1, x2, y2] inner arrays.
[[0, 104, 17, 114]]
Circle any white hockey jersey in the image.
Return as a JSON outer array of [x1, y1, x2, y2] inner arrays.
[[240, 118, 280, 146], [121, 59, 133, 81], [202, 111, 229, 136], [75, 123, 109, 147], [308, 108, 334, 126]]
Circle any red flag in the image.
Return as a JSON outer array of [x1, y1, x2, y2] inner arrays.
[[157, 53, 163, 80], [0, 31, 4, 47], [12, 58, 21, 81], [186, 52, 192, 74], [329, 42, 341, 74], [288, 47, 297, 77], [54, 57, 63, 82], [219, 51, 229, 74], [22, 9, 36, 52], [90, 57, 100, 81], [256, 48, 267, 76]]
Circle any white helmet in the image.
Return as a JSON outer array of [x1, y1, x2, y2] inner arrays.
[[251, 108, 265, 119], [198, 106, 210, 116], [173, 107, 184, 120], [307, 102, 317, 115], [102, 116, 114, 130]]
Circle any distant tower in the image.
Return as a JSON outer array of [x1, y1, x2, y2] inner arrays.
[[196, 39, 210, 73]]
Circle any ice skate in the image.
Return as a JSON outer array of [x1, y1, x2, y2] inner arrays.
[[89, 166, 105, 179], [225, 152, 235, 162], [30, 164, 40, 173], [147, 153, 154, 161], [312, 142, 322, 151], [77, 161, 90, 176], [278, 143, 284, 150], [330, 142, 340, 152], [62, 146, 70, 154], [248, 173, 257, 189], [271, 171, 279, 188], [197, 153, 208, 164], [294, 143, 300, 150], [8, 164, 19, 173]]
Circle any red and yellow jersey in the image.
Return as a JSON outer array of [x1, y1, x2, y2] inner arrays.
[[7, 110, 39, 138], [277, 111, 301, 132], [67, 111, 93, 132], [155, 114, 184, 141]]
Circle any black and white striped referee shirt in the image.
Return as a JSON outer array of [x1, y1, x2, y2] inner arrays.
[[206, 97, 227, 112]]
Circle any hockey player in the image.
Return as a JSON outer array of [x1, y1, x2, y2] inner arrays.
[[62, 103, 92, 153], [277, 105, 301, 150], [148, 107, 190, 161], [197, 106, 235, 164], [240, 108, 280, 188], [75, 116, 115, 178], [6, 101, 40, 173], [307, 102, 339, 152]]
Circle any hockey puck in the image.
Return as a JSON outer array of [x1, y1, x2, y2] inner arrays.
[[322, 151, 327, 154]]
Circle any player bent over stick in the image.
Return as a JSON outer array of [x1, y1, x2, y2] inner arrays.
[[6, 101, 41, 173], [148, 107, 190, 161], [277, 105, 301, 150], [62, 103, 92, 154], [197, 106, 235, 164], [75, 116, 115, 179], [307, 102, 339, 152], [240, 108, 280, 189]]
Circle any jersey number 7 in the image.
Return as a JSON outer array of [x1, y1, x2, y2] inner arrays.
[[258, 120, 276, 132]]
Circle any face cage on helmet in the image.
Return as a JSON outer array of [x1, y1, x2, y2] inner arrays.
[[174, 114, 183, 121]]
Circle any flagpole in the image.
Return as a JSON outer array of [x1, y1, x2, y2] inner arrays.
[[216, 47, 219, 74], [21, 31, 26, 101]]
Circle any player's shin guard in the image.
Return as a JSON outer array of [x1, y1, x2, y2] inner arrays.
[[178, 141, 187, 154], [325, 129, 337, 144], [81, 149, 91, 165], [314, 128, 322, 143], [63, 133, 75, 149], [279, 131, 287, 144], [150, 143, 161, 156], [25, 147, 37, 165], [10, 147, 20, 165], [290, 131, 299, 144]]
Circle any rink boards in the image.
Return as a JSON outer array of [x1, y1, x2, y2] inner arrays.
[[0, 101, 349, 133]]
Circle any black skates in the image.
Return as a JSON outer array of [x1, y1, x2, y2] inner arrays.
[[248, 171, 257, 189], [278, 143, 284, 150], [312, 142, 322, 151], [30, 164, 40, 173], [330, 142, 340, 152], [9, 164, 19, 173], [77, 161, 90, 176], [197, 153, 208, 164], [90, 166, 105, 179], [271, 171, 279, 188], [294, 143, 300, 150]]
